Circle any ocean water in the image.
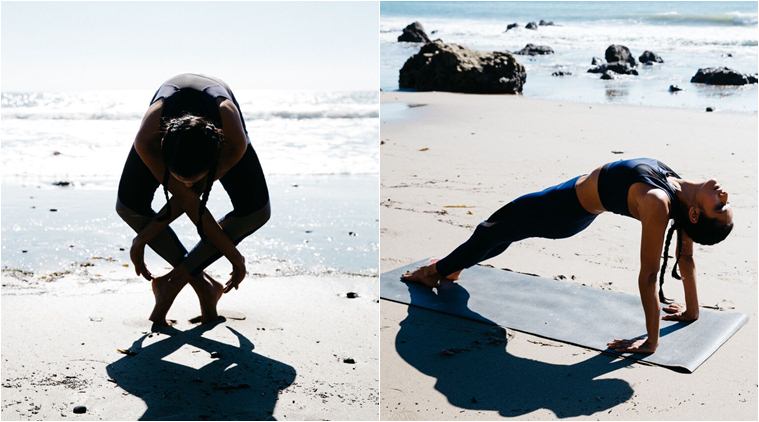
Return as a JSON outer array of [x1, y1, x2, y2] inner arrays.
[[1, 90, 378, 279], [381, 1, 758, 112]]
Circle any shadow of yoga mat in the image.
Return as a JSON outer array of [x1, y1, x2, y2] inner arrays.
[[381, 260, 747, 373]]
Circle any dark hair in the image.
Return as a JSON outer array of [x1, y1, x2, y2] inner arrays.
[[158, 114, 223, 240], [658, 202, 733, 302]]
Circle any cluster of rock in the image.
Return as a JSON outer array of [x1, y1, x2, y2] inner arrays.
[[398, 40, 527, 94], [587, 45, 642, 79], [506, 19, 554, 32], [690, 67, 758, 86], [395, 22, 758, 93]]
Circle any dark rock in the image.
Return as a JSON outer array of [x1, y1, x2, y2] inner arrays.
[[505, 23, 519, 32], [210, 351, 221, 358], [49, 208, 58, 212], [346, 292, 359, 299], [604, 44, 636, 67], [591, 57, 603, 66], [525, 22, 538, 30], [73, 406, 86, 414], [399, 40, 527, 94], [690, 67, 758, 86], [348, 231, 356, 236], [551, 71, 572, 77], [668, 85, 682, 92], [52, 151, 61, 156], [600, 71, 615, 80], [342, 358, 356, 364], [639, 50, 664, 64], [514, 43, 554, 56], [706, 107, 714, 112], [538, 19, 555, 26], [588, 62, 638, 76], [398, 21, 431, 43], [52, 181, 71, 187], [723, 52, 733, 57]]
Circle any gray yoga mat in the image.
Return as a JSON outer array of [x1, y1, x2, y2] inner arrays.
[[381, 260, 748, 373]]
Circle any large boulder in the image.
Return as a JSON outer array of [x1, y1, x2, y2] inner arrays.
[[505, 23, 519, 32], [398, 21, 431, 43], [639, 50, 664, 65], [399, 41, 527, 94], [539, 19, 555, 26], [690, 67, 758, 85], [514, 43, 554, 55], [605, 44, 636, 67], [525, 22, 538, 30]]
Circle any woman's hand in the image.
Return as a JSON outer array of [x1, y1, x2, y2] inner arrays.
[[130, 236, 152, 280], [607, 338, 657, 354], [152, 265, 192, 285], [223, 254, 247, 293], [661, 302, 698, 321], [662, 311, 698, 322], [662, 302, 684, 314]]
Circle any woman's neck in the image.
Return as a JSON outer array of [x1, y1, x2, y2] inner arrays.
[[672, 178, 701, 206]]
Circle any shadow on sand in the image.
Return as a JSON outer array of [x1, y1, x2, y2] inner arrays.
[[395, 281, 635, 418], [106, 320, 295, 420]]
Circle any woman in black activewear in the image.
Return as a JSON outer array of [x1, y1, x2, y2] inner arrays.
[[116, 74, 270, 326], [403, 158, 733, 355]]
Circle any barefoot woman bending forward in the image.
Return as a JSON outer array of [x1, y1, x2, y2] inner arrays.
[[117, 74, 270, 326], [402, 158, 733, 354]]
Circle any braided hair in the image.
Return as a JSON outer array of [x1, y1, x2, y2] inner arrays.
[[158, 114, 224, 240], [658, 199, 734, 303]]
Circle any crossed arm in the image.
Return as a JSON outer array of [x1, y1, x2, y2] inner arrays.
[[128, 99, 249, 291]]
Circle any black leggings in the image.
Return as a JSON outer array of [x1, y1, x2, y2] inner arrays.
[[435, 176, 597, 277], [116, 144, 270, 275]]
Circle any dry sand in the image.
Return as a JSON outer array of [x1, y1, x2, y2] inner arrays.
[[380, 91, 757, 420], [1, 262, 378, 420]]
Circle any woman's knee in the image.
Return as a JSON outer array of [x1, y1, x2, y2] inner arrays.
[[116, 198, 153, 230]]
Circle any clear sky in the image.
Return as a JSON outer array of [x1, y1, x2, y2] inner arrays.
[[1, 1, 379, 91]]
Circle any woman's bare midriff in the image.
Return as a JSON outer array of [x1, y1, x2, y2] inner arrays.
[[574, 166, 607, 214]]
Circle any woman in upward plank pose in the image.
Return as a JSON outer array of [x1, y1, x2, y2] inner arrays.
[[117, 74, 270, 326], [402, 158, 733, 354]]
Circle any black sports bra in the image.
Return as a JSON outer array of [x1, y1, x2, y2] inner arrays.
[[597, 158, 680, 217], [150, 73, 247, 133]]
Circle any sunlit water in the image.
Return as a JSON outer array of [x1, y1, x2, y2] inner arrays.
[[381, 1, 758, 112], [1, 90, 378, 280]]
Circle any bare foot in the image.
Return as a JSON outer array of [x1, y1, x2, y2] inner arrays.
[[149, 278, 185, 325], [444, 270, 462, 281], [401, 264, 441, 288], [429, 259, 462, 281], [195, 273, 224, 323]]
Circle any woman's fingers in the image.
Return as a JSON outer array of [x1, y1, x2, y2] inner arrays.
[[223, 267, 246, 293], [662, 303, 683, 314]]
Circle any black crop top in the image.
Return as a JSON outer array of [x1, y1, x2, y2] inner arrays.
[[150, 73, 247, 133], [597, 158, 680, 217]]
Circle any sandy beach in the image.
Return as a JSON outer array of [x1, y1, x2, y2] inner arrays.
[[1, 264, 379, 420], [380, 91, 757, 419]]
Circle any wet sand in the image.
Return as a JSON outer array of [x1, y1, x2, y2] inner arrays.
[[380, 91, 757, 419]]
